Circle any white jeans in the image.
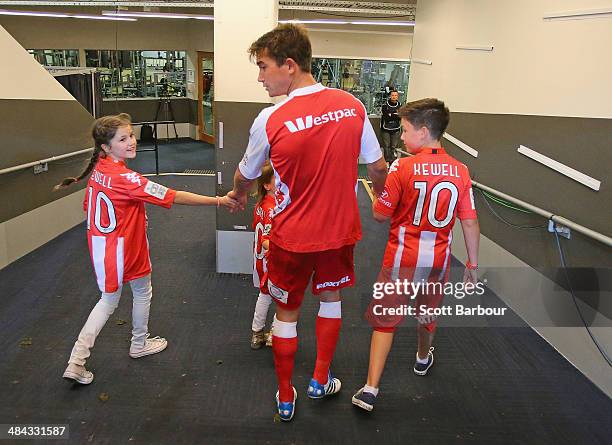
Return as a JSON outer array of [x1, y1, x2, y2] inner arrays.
[[251, 291, 273, 332], [68, 274, 153, 366]]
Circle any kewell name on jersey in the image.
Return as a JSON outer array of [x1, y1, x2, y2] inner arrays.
[[91, 169, 112, 189], [413, 163, 460, 178]]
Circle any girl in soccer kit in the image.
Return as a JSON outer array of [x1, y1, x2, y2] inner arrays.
[[250, 162, 276, 349], [57, 113, 237, 384]]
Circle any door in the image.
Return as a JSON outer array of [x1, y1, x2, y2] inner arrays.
[[198, 52, 214, 144]]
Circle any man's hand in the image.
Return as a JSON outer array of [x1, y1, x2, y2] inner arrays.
[[227, 189, 247, 213], [219, 195, 240, 211]]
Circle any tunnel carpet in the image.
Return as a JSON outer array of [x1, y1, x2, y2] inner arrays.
[[0, 176, 610, 444], [130, 139, 215, 175]]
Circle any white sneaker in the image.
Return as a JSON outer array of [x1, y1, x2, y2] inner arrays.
[[129, 334, 168, 358], [63, 363, 94, 385]]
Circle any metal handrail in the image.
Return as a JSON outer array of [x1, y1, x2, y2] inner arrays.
[[0, 147, 94, 176], [395, 148, 612, 248]]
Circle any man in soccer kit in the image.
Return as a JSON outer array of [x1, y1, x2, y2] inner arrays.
[[352, 98, 480, 412], [227, 24, 388, 421]]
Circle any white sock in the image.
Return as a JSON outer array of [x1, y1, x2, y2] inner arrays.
[[273, 315, 297, 338], [363, 384, 379, 397], [416, 352, 429, 364], [318, 300, 341, 318]]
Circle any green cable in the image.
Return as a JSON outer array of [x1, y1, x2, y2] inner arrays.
[[481, 189, 532, 214]]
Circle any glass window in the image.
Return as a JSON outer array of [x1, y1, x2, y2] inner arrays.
[[312, 57, 410, 115], [85, 49, 186, 99], [28, 49, 79, 67]]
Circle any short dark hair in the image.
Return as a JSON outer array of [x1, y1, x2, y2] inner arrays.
[[398, 98, 450, 140], [248, 24, 312, 72]]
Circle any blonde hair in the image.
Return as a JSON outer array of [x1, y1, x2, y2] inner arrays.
[[54, 113, 132, 190]]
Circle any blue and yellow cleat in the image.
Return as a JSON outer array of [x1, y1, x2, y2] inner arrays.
[[275, 386, 297, 421], [307, 370, 342, 399]]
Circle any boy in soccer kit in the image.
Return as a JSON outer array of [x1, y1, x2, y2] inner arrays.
[[352, 98, 480, 411]]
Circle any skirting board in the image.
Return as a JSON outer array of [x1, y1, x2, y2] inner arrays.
[[0, 189, 85, 270]]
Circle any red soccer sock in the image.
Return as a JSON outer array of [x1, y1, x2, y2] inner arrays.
[[273, 336, 298, 402], [313, 316, 342, 384]]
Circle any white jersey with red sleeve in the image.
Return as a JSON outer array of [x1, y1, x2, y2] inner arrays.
[[252, 194, 275, 289], [239, 83, 382, 253], [84, 156, 176, 293], [373, 147, 477, 282]]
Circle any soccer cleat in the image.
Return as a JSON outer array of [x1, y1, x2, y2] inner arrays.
[[250, 329, 266, 350], [307, 370, 341, 399], [129, 334, 168, 358], [276, 386, 297, 421], [352, 388, 376, 412], [413, 346, 435, 375], [63, 363, 94, 385]]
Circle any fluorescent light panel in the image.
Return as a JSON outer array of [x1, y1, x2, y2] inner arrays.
[[543, 7, 612, 20], [411, 58, 432, 65], [517, 144, 601, 191], [279, 19, 414, 26], [102, 10, 213, 20], [0, 8, 136, 20], [443, 133, 479, 158], [455, 45, 494, 51]]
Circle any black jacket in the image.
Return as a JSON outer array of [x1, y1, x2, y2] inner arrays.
[[381, 100, 401, 131]]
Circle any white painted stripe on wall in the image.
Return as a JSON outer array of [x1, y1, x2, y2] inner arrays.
[[91, 235, 106, 292], [391, 225, 406, 281], [414, 231, 436, 283], [443, 133, 479, 158], [518, 144, 601, 191]]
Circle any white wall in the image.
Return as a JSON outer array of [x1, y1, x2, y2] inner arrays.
[[310, 29, 412, 60], [409, 0, 612, 118]]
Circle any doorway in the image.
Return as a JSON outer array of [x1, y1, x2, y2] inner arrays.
[[198, 52, 214, 144]]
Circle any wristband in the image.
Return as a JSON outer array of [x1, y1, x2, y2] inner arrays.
[[466, 261, 478, 270], [216, 196, 220, 208]]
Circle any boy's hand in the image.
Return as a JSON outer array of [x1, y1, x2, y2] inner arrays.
[[463, 267, 478, 285], [226, 190, 246, 213]]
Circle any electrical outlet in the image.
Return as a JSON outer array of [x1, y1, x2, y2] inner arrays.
[[33, 163, 48, 174], [548, 220, 571, 239]]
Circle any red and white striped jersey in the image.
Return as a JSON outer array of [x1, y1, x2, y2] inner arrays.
[[84, 156, 176, 293], [252, 194, 274, 289], [239, 83, 382, 253], [374, 147, 477, 281]]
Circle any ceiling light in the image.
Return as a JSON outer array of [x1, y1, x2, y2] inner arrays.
[[102, 10, 213, 20], [0, 8, 136, 21], [349, 21, 415, 26], [280, 19, 349, 25], [279, 18, 414, 27]]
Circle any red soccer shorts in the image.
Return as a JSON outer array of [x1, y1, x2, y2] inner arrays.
[[265, 242, 355, 310], [366, 266, 445, 333]]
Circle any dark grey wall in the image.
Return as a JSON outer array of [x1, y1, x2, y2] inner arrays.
[[214, 100, 269, 231], [101, 98, 194, 124], [0, 99, 93, 224], [444, 113, 611, 269]]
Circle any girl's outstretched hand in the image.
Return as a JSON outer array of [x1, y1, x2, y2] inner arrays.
[[219, 195, 240, 211]]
